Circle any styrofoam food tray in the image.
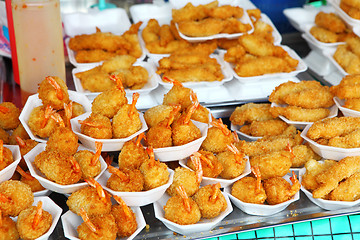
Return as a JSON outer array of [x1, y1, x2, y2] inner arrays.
[[300, 124, 360, 160], [62, 206, 146, 240], [129, 2, 172, 27], [72, 60, 160, 98], [230, 123, 262, 141], [150, 53, 234, 89], [224, 174, 300, 216], [62, 8, 131, 38], [19, 91, 92, 143], [97, 168, 174, 207], [328, 0, 360, 28], [271, 103, 338, 130], [23, 143, 107, 194], [70, 112, 148, 152], [0, 145, 21, 183], [178, 157, 251, 188], [299, 167, 360, 210], [11, 196, 62, 240], [283, 7, 319, 32], [230, 45, 308, 83], [333, 96, 360, 117], [152, 120, 208, 162], [170, 0, 254, 42], [153, 191, 233, 235]]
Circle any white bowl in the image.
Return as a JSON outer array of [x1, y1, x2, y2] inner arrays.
[[301, 124, 360, 160], [23, 143, 107, 194], [230, 45, 308, 83], [72, 60, 160, 98], [19, 91, 92, 143], [153, 191, 233, 236], [178, 157, 251, 188], [62, 206, 146, 240], [299, 167, 360, 210], [270, 103, 338, 130], [333, 96, 360, 117], [97, 168, 174, 207], [70, 112, 148, 152], [224, 174, 300, 216], [0, 145, 21, 183], [230, 123, 261, 141], [152, 120, 208, 162], [11, 196, 62, 240], [149, 53, 234, 89]]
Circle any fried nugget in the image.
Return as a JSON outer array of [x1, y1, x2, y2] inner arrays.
[[333, 44, 360, 74], [291, 144, 321, 168], [238, 34, 286, 57], [172, 2, 212, 22], [310, 26, 338, 43], [75, 49, 117, 63], [315, 12, 347, 33], [178, 18, 225, 37], [344, 98, 360, 111], [100, 55, 137, 73], [246, 119, 288, 137], [269, 80, 322, 104], [282, 86, 334, 108], [301, 159, 337, 192], [306, 116, 360, 141], [328, 172, 360, 201], [270, 106, 330, 122], [234, 56, 294, 77], [328, 128, 360, 148], [75, 66, 115, 92], [229, 103, 274, 126], [312, 156, 360, 199]]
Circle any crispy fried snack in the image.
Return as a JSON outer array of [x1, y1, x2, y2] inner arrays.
[[330, 74, 360, 99], [301, 159, 337, 192], [333, 44, 360, 74], [340, 0, 360, 19], [281, 86, 334, 108], [229, 103, 274, 126], [312, 156, 360, 199], [328, 172, 360, 201], [315, 12, 347, 33], [178, 18, 225, 37], [243, 119, 289, 137], [270, 106, 330, 122], [310, 26, 338, 43], [306, 116, 360, 141], [328, 128, 360, 148], [291, 144, 322, 168], [344, 98, 360, 111]]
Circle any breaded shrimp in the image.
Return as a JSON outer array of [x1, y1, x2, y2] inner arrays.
[[192, 183, 227, 218], [187, 150, 223, 178], [27, 105, 59, 138], [37, 76, 70, 110], [0, 210, 19, 240], [77, 208, 117, 240], [263, 171, 300, 205], [139, 147, 169, 190], [164, 185, 201, 225], [0, 140, 13, 171], [74, 142, 103, 179], [16, 201, 52, 240], [162, 77, 193, 111], [231, 167, 267, 204], [217, 144, 247, 179], [79, 113, 113, 139], [111, 195, 137, 237], [0, 102, 21, 130], [16, 166, 45, 192], [106, 166, 144, 192], [201, 118, 234, 153], [67, 178, 112, 217], [0, 180, 34, 217], [118, 133, 149, 170]]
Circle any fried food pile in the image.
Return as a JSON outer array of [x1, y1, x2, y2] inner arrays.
[[331, 74, 360, 111], [0, 180, 53, 240], [156, 43, 224, 83], [310, 11, 354, 43], [75, 55, 149, 92], [142, 18, 191, 54], [67, 179, 139, 238], [231, 167, 300, 205], [306, 116, 360, 148], [68, 22, 143, 63], [224, 34, 299, 77], [269, 80, 334, 122], [229, 103, 289, 137], [333, 36, 360, 74], [340, 0, 360, 20], [172, 1, 252, 37], [302, 157, 360, 201], [28, 76, 85, 139]]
